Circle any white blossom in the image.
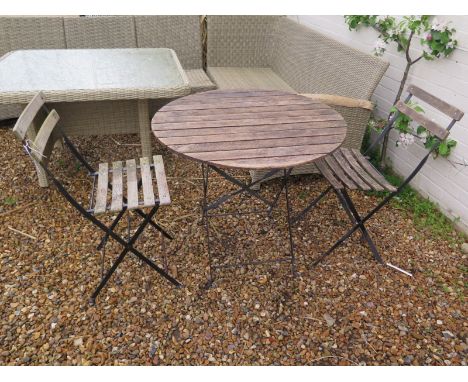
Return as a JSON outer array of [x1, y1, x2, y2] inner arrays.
[[375, 15, 388, 23], [431, 18, 448, 31], [446, 41, 455, 49], [419, 131, 428, 144], [374, 38, 387, 56], [397, 132, 415, 147]]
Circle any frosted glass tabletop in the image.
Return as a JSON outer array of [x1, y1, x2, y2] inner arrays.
[[0, 48, 190, 103]]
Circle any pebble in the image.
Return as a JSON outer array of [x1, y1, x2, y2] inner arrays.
[[442, 330, 455, 339], [404, 355, 414, 365], [323, 313, 335, 327], [461, 242, 468, 254]]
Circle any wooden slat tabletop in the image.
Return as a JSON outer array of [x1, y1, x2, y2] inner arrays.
[[151, 90, 347, 170]]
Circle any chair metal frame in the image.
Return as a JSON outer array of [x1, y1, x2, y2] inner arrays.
[[17, 95, 181, 304], [292, 85, 464, 268]]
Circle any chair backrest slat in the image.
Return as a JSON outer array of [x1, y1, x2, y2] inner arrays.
[[408, 85, 464, 121], [31, 109, 61, 162], [12, 92, 47, 140], [395, 100, 449, 140]]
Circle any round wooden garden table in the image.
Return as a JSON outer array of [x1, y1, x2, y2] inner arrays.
[[151, 89, 347, 284], [151, 90, 347, 169]]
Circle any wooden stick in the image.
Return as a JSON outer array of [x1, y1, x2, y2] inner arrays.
[[7, 226, 37, 240], [0, 201, 35, 218]]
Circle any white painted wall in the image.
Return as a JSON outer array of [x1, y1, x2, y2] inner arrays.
[[291, 15, 468, 234]]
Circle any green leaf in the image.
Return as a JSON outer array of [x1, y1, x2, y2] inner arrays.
[[438, 141, 449, 156], [3, 196, 16, 206], [416, 126, 427, 135]]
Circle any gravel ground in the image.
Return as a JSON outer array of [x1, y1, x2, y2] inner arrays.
[[0, 129, 466, 365]]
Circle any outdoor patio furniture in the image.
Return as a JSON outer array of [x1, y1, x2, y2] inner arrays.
[[152, 89, 347, 284], [0, 16, 216, 121], [206, 16, 389, 187], [295, 85, 464, 267], [0, 48, 191, 186], [13, 92, 181, 304]]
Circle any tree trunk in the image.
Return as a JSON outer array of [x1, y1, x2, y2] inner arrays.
[[380, 60, 412, 167]]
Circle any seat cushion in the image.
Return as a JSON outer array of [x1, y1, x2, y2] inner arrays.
[[185, 69, 217, 93], [207, 67, 295, 91]]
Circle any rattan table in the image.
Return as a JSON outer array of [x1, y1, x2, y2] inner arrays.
[[152, 89, 347, 284], [0, 48, 190, 158]]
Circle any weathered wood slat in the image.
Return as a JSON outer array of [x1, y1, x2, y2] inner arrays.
[[160, 127, 347, 146], [214, 154, 323, 170], [13, 92, 46, 140], [395, 101, 448, 140], [165, 94, 311, 107], [110, 161, 123, 212], [31, 109, 61, 163], [154, 114, 343, 131], [332, 150, 371, 190], [340, 148, 384, 191], [155, 108, 333, 123], [324, 155, 357, 189], [189, 143, 340, 162], [153, 155, 170, 205], [94, 162, 109, 214], [185, 90, 293, 98], [156, 103, 328, 119], [171, 134, 345, 154], [315, 159, 343, 189], [408, 85, 464, 121], [161, 98, 317, 112], [140, 157, 155, 207], [126, 159, 139, 209], [155, 121, 346, 139], [351, 149, 397, 192]]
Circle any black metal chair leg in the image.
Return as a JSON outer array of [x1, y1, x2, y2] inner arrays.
[[291, 186, 332, 225], [90, 247, 129, 305], [97, 209, 126, 250], [340, 189, 384, 264], [90, 206, 181, 304]]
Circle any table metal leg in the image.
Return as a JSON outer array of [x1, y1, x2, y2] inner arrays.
[[138, 99, 152, 159], [283, 168, 296, 275], [201, 164, 297, 285]]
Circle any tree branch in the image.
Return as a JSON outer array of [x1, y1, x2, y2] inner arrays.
[[405, 30, 414, 63], [411, 55, 424, 65]]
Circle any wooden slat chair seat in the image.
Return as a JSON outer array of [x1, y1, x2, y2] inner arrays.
[[315, 148, 397, 192], [13, 92, 180, 304], [92, 156, 170, 215], [295, 84, 464, 272]]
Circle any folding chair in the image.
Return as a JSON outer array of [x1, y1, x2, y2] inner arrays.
[[293, 85, 464, 268], [13, 92, 181, 304]]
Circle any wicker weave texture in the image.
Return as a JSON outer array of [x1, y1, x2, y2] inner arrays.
[[185, 69, 217, 92], [135, 16, 203, 69], [0, 104, 24, 120], [206, 67, 294, 91], [0, 17, 66, 120], [64, 16, 137, 48], [271, 18, 389, 100], [0, 16, 66, 57], [207, 16, 278, 67]]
